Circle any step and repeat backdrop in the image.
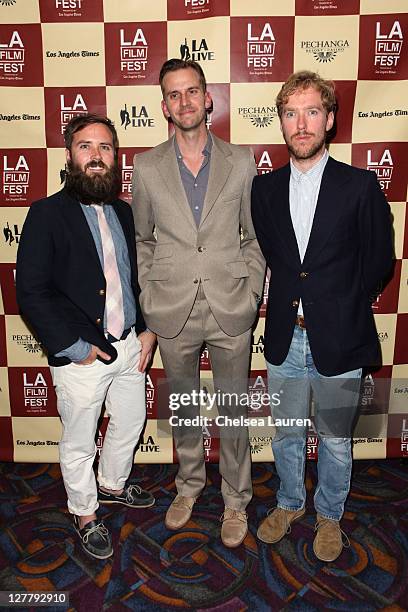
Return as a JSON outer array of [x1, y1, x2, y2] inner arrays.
[[0, 0, 407, 463]]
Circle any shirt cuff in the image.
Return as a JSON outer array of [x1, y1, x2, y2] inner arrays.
[[54, 338, 92, 362]]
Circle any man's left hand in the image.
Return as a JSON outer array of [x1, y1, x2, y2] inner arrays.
[[137, 330, 156, 372]]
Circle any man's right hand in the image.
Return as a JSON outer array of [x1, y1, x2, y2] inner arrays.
[[75, 344, 111, 365]]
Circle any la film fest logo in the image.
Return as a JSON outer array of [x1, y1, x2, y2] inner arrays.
[[252, 331, 264, 354], [367, 149, 393, 193], [238, 105, 277, 128], [120, 104, 155, 130], [256, 150, 273, 174], [2, 153, 29, 198], [184, 0, 211, 14], [361, 373, 375, 407], [300, 38, 349, 63], [374, 20, 403, 69], [0, 30, 24, 78], [121, 152, 133, 197], [60, 93, 88, 134], [119, 28, 148, 78], [247, 22, 275, 71], [55, 0, 84, 14], [179, 36, 215, 62], [400, 419, 408, 454], [23, 371, 48, 411]]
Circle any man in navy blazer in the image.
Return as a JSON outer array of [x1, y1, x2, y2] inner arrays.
[[251, 72, 393, 562], [16, 115, 156, 560]]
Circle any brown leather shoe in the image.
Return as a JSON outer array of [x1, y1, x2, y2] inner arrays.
[[313, 513, 349, 562], [220, 508, 248, 548], [165, 495, 196, 530], [257, 507, 305, 543]]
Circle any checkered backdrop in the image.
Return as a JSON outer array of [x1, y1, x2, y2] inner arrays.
[[0, 0, 407, 463]]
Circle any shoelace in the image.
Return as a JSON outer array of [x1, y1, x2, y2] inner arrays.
[[220, 509, 248, 523], [125, 484, 143, 503], [82, 522, 110, 544], [314, 518, 351, 548], [173, 496, 195, 509]]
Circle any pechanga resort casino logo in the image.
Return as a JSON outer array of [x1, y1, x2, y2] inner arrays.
[[12, 333, 42, 354], [238, 105, 278, 128], [300, 38, 349, 63], [179, 37, 215, 62], [1, 1, 16, 5]]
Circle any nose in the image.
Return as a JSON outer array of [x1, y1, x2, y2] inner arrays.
[[297, 111, 306, 131], [90, 145, 101, 160], [180, 91, 190, 107]]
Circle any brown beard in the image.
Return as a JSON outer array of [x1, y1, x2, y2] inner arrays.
[[65, 160, 122, 205]]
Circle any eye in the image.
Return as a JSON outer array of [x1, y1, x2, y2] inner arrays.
[[169, 92, 180, 100], [79, 143, 89, 149], [188, 88, 199, 95], [285, 111, 295, 118], [101, 145, 111, 151], [309, 109, 318, 116]]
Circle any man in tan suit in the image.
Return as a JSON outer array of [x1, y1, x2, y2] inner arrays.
[[132, 59, 265, 547]]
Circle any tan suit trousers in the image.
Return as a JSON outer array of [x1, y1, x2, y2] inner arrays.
[[158, 285, 252, 511]]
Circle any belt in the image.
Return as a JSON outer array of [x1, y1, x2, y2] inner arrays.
[[105, 326, 133, 343], [295, 315, 306, 330]]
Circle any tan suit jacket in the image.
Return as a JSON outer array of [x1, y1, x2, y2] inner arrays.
[[132, 133, 265, 339]]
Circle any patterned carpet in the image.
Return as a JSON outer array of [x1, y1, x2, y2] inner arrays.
[[0, 459, 407, 611]]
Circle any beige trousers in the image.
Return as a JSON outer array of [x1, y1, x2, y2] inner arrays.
[[158, 286, 252, 511]]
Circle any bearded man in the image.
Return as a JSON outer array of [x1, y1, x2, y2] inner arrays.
[[16, 114, 156, 560]]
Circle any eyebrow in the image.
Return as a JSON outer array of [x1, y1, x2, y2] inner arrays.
[[75, 140, 112, 146]]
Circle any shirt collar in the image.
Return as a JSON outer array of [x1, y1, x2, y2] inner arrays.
[[290, 149, 329, 183], [174, 132, 213, 161]]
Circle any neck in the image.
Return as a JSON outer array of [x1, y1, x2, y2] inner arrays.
[[175, 124, 208, 158], [291, 147, 326, 173]]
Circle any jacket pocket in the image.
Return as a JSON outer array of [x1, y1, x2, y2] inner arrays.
[[227, 261, 250, 278], [153, 244, 173, 260], [147, 263, 170, 281]]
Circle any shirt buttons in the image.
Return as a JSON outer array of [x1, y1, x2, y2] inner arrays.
[[194, 183, 197, 188], [193, 278, 199, 284], [99, 289, 105, 295], [194, 206, 199, 210], [198, 246, 205, 252], [300, 272, 309, 279]]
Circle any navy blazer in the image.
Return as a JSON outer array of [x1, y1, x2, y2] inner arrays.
[[16, 188, 146, 366], [251, 157, 393, 376]]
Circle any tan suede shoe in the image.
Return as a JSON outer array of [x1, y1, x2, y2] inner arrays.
[[257, 507, 305, 543], [220, 508, 248, 548], [313, 513, 349, 562], [165, 495, 196, 530]]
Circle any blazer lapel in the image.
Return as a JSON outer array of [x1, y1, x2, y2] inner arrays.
[[199, 135, 232, 228], [156, 137, 197, 231], [272, 164, 301, 266], [303, 157, 351, 266]]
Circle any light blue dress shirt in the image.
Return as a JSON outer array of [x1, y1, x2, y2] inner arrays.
[[289, 149, 329, 315]]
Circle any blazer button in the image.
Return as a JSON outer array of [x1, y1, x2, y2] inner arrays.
[[292, 300, 299, 307], [99, 289, 105, 295], [193, 278, 199, 284], [300, 272, 309, 279], [96, 318, 102, 324], [197, 246, 205, 253]]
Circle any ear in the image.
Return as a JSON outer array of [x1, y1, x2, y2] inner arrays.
[[161, 99, 170, 119], [326, 111, 334, 132], [65, 148, 71, 163], [204, 91, 212, 110]]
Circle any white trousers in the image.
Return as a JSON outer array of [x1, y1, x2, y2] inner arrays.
[[50, 330, 146, 516]]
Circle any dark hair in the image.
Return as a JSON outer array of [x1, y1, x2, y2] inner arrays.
[[159, 58, 207, 95], [276, 71, 336, 118], [63, 114, 119, 151]]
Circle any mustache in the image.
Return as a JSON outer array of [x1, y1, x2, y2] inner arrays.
[[85, 160, 108, 170], [292, 131, 314, 138]]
